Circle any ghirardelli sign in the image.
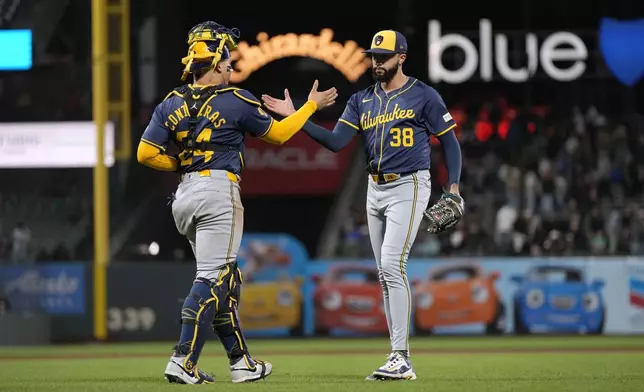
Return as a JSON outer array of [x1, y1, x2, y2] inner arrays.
[[230, 29, 371, 83]]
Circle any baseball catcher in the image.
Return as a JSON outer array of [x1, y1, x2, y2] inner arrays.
[[136, 21, 337, 385]]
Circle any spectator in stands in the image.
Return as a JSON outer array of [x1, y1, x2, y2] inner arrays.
[[11, 222, 31, 264], [494, 201, 517, 250]]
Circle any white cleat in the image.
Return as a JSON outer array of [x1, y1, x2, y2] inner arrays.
[[230, 357, 272, 383], [366, 352, 417, 381], [164, 356, 215, 384]]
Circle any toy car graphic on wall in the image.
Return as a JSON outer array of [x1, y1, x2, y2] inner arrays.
[[511, 265, 605, 334], [239, 276, 305, 336], [412, 263, 505, 335], [312, 264, 388, 335]]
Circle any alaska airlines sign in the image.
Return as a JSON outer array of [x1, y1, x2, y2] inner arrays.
[[230, 29, 371, 83]]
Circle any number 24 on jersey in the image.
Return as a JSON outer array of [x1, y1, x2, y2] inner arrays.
[[389, 127, 414, 147]]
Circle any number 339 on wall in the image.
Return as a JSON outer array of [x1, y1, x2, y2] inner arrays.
[[107, 307, 156, 332]]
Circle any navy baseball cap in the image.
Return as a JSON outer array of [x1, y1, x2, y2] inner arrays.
[[363, 30, 408, 54]]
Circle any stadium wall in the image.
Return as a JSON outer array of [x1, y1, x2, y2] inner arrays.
[[2, 234, 644, 342]]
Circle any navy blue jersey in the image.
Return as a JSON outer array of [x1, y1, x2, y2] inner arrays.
[[339, 78, 456, 174], [141, 84, 274, 175]]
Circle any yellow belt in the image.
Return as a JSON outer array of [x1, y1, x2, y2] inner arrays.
[[371, 173, 402, 183], [182, 169, 239, 183]]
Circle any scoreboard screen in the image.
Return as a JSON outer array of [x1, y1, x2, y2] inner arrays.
[[0, 29, 32, 70]]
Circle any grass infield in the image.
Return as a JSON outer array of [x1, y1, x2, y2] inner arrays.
[[1, 336, 643, 391]]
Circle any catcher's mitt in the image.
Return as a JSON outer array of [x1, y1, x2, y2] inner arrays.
[[423, 193, 464, 234]]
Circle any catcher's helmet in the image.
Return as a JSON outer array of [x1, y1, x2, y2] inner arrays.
[[181, 21, 240, 80]]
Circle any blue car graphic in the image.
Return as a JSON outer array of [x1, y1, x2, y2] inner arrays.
[[511, 265, 605, 334]]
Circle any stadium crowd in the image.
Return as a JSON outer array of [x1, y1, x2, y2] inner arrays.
[[339, 100, 644, 258], [2, 62, 643, 262]]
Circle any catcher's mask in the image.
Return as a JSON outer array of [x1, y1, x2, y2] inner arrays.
[[181, 21, 240, 81]]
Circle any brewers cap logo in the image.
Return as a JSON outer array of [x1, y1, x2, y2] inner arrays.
[[374, 35, 384, 46]]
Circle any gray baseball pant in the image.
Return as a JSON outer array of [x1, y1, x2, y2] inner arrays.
[[366, 170, 431, 352], [171, 170, 244, 281]]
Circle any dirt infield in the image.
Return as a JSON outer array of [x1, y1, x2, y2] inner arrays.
[[3, 346, 644, 361]]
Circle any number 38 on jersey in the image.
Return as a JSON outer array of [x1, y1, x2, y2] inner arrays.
[[389, 127, 414, 147]]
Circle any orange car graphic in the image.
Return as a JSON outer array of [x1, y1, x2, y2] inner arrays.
[[412, 263, 505, 335], [312, 264, 388, 335]]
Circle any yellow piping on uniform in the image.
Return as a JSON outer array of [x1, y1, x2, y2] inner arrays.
[[399, 173, 418, 351], [435, 123, 457, 137], [226, 181, 237, 265], [372, 88, 383, 171], [339, 118, 359, 130], [377, 79, 417, 173]]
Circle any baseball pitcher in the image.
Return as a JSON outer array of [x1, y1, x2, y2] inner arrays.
[[137, 21, 337, 384], [262, 30, 464, 381]]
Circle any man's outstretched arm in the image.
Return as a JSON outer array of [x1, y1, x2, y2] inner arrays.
[[262, 89, 360, 152], [300, 120, 357, 152]]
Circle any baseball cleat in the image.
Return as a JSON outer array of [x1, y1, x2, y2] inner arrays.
[[366, 352, 417, 381], [164, 356, 215, 384], [230, 357, 272, 383]]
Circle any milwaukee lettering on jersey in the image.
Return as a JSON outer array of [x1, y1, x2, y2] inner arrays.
[[360, 104, 417, 131]]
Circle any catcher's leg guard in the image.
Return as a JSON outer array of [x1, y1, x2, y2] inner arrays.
[[211, 264, 253, 366], [213, 298, 254, 367], [174, 280, 219, 370]]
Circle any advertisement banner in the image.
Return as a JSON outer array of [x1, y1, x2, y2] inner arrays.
[[0, 263, 86, 315], [102, 248, 644, 340], [306, 258, 639, 336], [625, 259, 644, 333], [230, 28, 371, 84], [240, 123, 356, 195], [0, 122, 115, 168], [105, 234, 308, 341], [0, 29, 32, 70], [427, 19, 590, 84], [237, 233, 308, 337]]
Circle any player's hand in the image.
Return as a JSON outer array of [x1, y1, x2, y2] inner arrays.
[[307, 80, 338, 111], [261, 89, 296, 117]]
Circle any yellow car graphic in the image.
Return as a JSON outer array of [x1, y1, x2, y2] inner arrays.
[[238, 277, 304, 336]]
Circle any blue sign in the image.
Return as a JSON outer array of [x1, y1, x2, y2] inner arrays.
[[0, 30, 32, 70], [599, 18, 644, 87], [0, 263, 86, 314]]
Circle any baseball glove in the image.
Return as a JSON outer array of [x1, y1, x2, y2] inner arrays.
[[423, 192, 465, 234]]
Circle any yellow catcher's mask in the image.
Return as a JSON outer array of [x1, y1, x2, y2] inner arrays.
[[181, 21, 240, 80]]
